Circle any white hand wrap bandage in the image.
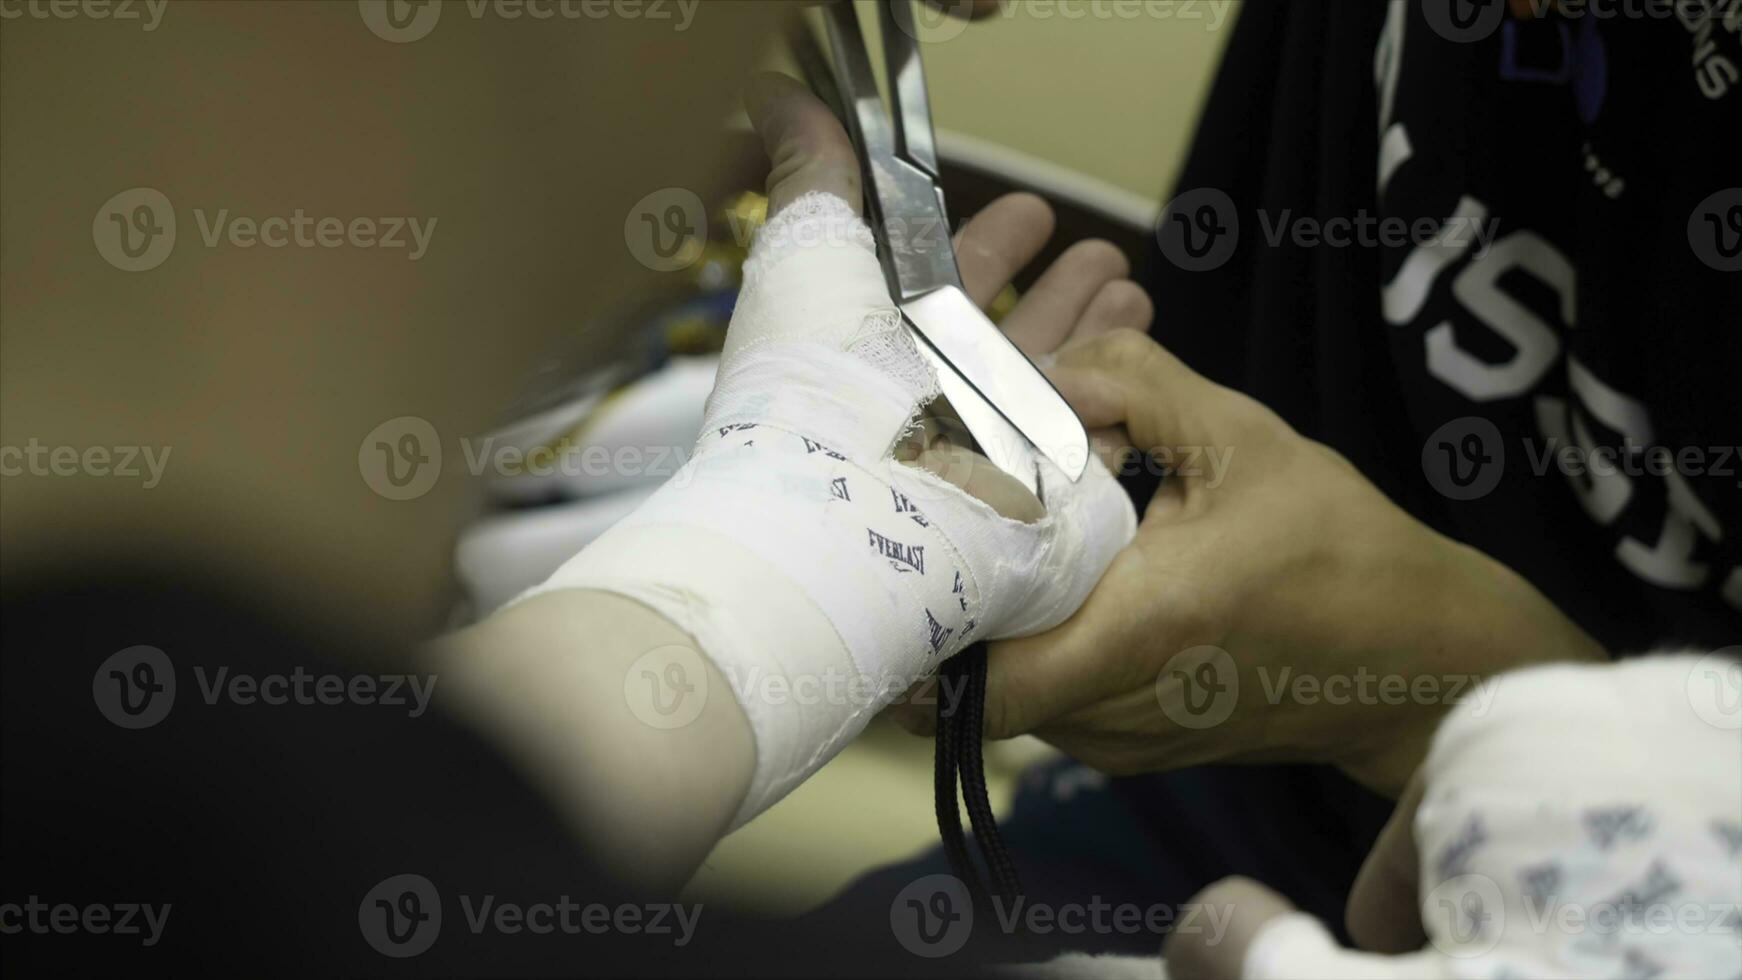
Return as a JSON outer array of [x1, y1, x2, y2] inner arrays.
[[518, 192, 1136, 827], [1241, 654, 1742, 980]]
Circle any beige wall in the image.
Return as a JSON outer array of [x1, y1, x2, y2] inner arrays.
[[921, 0, 1235, 202]]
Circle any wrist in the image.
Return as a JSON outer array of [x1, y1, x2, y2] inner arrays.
[[430, 589, 755, 892], [1441, 538, 1608, 668], [1334, 533, 1604, 796]]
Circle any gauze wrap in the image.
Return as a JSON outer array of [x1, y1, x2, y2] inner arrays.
[[517, 192, 1137, 826], [1240, 654, 1742, 980]]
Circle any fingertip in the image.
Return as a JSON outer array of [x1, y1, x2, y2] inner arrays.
[[999, 192, 1056, 239], [1058, 238, 1131, 281], [1165, 877, 1298, 980], [1075, 279, 1154, 341]]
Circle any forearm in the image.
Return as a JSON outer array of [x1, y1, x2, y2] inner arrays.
[[1334, 536, 1608, 796], [427, 590, 753, 894]]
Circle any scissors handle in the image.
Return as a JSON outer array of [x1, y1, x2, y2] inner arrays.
[[822, 1, 962, 299], [880, 1, 944, 185]]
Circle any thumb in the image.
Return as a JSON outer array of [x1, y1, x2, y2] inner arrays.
[[1164, 877, 1297, 980], [743, 72, 862, 217], [1346, 773, 1428, 953]]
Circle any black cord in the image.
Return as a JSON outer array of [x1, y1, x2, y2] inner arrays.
[[935, 642, 1022, 910], [960, 647, 1022, 898], [933, 659, 987, 907]]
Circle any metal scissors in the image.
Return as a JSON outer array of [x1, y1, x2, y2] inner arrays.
[[820, 0, 1089, 495]]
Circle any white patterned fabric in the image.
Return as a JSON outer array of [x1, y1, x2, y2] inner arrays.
[[1243, 654, 1742, 980]]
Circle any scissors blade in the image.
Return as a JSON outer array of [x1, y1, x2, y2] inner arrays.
[[902, 286, 1089, 482], [912, 342, 1042, 496], [822, 0, 1089, 485]]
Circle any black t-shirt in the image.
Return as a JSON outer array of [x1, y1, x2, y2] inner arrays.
[[1147, 0, 1742, 653]]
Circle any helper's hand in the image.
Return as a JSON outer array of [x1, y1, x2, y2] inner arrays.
[[950, 326, 1604, 796]]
